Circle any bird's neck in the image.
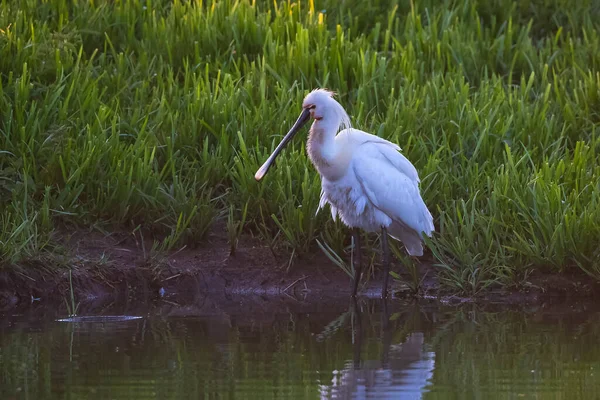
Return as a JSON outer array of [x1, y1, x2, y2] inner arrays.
[[307, 121, 344, 179]]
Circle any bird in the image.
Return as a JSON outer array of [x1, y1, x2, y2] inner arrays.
[[254, 88, 434, 298]]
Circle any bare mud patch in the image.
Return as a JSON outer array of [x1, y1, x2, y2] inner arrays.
[[1, 225, 599, 312]]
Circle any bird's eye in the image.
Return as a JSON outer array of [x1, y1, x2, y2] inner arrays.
[[307, 105, 316, 110]]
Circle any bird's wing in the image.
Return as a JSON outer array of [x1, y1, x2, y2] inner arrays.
[[337, 129, 420, 183], [351, 140, 434, 237]]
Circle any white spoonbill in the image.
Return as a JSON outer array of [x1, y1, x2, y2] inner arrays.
[[255, 89, 434, 298]]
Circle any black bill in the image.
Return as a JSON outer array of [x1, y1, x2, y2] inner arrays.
[[255, 108, 311, 181]]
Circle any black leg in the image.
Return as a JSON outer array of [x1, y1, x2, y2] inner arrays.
[[350, 297, 362, 369], [381, 296, 392, 368], [351, 228, 362, 297], [381, 226, 390, 298]]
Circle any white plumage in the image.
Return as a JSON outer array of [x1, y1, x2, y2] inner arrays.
[[255, 88, 435, 297]]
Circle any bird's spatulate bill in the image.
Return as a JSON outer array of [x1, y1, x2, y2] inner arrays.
[[255, 108, 311, 181]]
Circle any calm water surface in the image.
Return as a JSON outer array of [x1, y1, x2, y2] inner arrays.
[[1, 296, 599, 399]]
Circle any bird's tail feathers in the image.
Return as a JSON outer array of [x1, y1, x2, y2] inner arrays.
[[388, 220, 425, 257]]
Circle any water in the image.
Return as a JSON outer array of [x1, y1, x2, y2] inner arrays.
[[1, 296, 599, 399]]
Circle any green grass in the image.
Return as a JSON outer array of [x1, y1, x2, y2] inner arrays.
[[1, 0, 600, 294]]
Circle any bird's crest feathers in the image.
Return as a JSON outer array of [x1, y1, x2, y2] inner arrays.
[[303, 88, 352, 133]]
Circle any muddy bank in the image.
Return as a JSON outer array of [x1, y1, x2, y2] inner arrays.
[[1, 227, 599, 312]]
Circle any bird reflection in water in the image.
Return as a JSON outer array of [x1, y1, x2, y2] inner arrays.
[[320, 299, 435, 399]]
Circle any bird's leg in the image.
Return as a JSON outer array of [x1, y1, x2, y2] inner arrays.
[[351, 228, 362, 297], [381, 226, 390, 298], [350, 297, 362, 369], [380, 296, 392, 368]]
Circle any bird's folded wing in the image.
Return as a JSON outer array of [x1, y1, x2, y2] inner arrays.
[[352, 142, 434, 237]]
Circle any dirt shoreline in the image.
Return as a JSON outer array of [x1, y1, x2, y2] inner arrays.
[[1, 227, 599, 312]]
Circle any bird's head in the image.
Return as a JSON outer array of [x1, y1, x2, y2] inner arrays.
[[301, 88, 336, 120], [254, 88, 351, 181]]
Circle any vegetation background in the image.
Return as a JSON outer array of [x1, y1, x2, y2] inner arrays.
[[1, 0, 599, 294]]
